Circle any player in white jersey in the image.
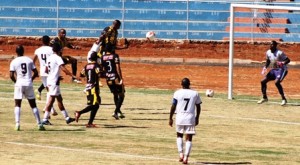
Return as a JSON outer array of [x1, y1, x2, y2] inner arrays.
[[258, 41, 290, 106], [9, 45, 45, 131], [42, 43, 78, 125], [33, 35, 58, 116], [169, 78, 201, 164]]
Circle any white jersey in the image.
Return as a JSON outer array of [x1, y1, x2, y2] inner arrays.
[[47, 53, 64, 86], [9, 56, 36, 87], [266, 49, 288, 69], [173, 89, 202, 125], [34, 46, 53, 76]]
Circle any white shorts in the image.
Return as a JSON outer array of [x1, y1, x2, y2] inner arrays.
[[176, 125, 196, 135], [14, 86, 35, 100], [41, 76, 48, 87], [47, 84, 61, 96]]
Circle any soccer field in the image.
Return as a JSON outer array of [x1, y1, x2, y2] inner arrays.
[[0, 80, 299, 165]]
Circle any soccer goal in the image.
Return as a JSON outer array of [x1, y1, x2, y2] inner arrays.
[[228, 3, 300, 100]]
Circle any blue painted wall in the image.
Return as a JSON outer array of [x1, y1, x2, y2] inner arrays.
[[0, 0, 300, 42]]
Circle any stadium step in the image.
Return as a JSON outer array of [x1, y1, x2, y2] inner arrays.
[[223, 37, 283, 42], [225, 26, 289, 33], [228, 17, 291, 24]]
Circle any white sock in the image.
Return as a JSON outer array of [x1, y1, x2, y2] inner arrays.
[[43, 111, 50, 121], [185, 141, 192, 157], [61, 110, 69, 119], [14, 107, 21, 125], [32, 107, 41, 124], [177, 137, 183, 153]]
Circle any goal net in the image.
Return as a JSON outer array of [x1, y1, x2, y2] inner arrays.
[[228, 3, 300, 101]]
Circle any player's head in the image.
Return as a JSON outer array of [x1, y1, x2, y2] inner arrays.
[[105, 43, 114, 53], [16, 45, 24, 57], [89, 51, 98, 62], [112, 20, 121, 30], [42, 35, 50, 45], [270, 40, 278, 52], [58, 28, 67, 38], [52, 42, 62, 54], [181, 77, 190, 89]]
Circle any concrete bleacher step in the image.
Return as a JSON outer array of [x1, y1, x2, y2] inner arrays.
[[235, 7, 291, 13], [225, 26, 289, 33], [228, 17, 290, 24], [223, 37, 283, 42]]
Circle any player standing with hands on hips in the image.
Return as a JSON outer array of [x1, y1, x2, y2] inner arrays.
[[258, 40, 290, 106], [169, 78, 202, 164]]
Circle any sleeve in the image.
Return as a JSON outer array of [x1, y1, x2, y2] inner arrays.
[[57, 56, 65, 66], [115, 54, 120, 64], [195, 93, 202, 104], [9, 60, 15, 71], [31, 60, 36, 70], [279, 51, 288, 61]]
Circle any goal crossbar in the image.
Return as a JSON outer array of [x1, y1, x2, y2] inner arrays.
[[228, 4, 300, 99]]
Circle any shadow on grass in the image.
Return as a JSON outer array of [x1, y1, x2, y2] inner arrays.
[[131, 118, 166, 121], [199, 162, 251, 165], [103, 124, 148, 129], [125, 108, 165, 111]]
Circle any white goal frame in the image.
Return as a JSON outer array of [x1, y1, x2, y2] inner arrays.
[[228, 3, 300, 99]]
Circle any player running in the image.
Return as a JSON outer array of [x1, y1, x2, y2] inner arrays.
[[9, 45, 45, 131], [99, 44, 125, 120], [33, 35, 58, 117], [258, 40, 290, 106], [169, 78, 202, 164], [74, 52, 101, 128]]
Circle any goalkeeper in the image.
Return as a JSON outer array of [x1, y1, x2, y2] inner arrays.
[[258, 41, 290, 106]]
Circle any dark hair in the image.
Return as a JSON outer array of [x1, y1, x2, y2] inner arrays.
[[59, 28, 66, 34], [89, 51, 98, 61], [16, 45, 24, 56], [114, 19, 121, 26], [271, 40, 278, 46], [52, 42, 61, 53], [181, 78, 190, 88], [42, 35, 50, 45]]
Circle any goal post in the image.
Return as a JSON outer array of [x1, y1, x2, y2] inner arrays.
[[228, 3, 300, 100]]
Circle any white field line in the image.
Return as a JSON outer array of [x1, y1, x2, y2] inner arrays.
[[209, 115, 300, 126], [3, 141, 177, 162]]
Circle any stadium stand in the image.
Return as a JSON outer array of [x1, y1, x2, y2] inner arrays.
[[0, 0, 300, 42]]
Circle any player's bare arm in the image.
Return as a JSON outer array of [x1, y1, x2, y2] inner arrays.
[[169, 104, 176, 127], [9, 71, 16, 83], [60, 65, 79, 80], [195, 104, 201, 126], [32, 68, 39, 81]]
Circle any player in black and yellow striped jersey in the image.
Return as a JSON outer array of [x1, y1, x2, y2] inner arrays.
[[96, 20, 129, 57], [50, 29, 82, 83], [74, 52, 101, 128]]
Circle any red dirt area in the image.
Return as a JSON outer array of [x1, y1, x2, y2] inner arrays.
[[1, 36, 300, 98]]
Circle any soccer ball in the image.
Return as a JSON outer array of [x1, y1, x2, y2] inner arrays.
[[205, 89, 214, 97], [146, 31, 156, 41]]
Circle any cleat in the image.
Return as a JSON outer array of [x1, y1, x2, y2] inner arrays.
[[281, 99, 287, 106], [42, 120, 52, 125], [86, 124, 97, 128], [15, 125, 20, 131], [112, 113, 119, 120], [35, 89, 41, 100], [257, 98, 268, 104], [74, 111, 81, 123], [66, 117, 75, 124], [182, 157, 188, 164], [38, 124, 46, 131], [179, 153, 184, 162], [73, 79, 82, 84], [118, 112, 125, 119]]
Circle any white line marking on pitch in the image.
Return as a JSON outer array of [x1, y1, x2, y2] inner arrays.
[[3, 141, 177, 162], [209, 115, 300, 126]]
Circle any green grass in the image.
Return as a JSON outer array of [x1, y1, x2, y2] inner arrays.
[[0, 80, 299, 164]]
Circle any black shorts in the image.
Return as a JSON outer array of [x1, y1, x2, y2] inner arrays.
[[107, 79, 125, 94], [85, 86, 101, 105]]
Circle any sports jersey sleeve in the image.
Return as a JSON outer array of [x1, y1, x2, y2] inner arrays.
[[9, 60, 16, 71], [57, 56, 65, 66], [195, 92, 202, 104], [114, 54, 120, 64]]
